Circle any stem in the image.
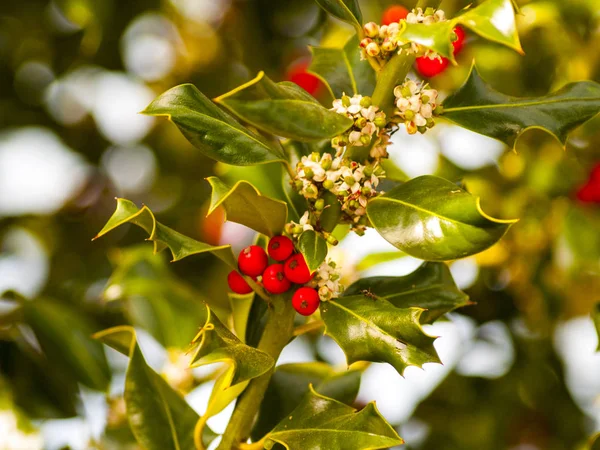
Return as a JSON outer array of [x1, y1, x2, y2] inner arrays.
[[217, 295, 296, 450]]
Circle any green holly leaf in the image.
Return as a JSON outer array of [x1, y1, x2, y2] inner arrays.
[[206, 176, 288, 237], [344, 262, 472, 323], [142, 84, 285, 166], [23, 299, 111, 391], [229, 292, 255, 343], [297, 230, 328, 272], [252, 362, 363, 440], [314, 0, 362, 29], [442, 65, 600, 149], [94, 326, 216, 450], [308, 35, 376, 99], [94, 198, 236, 267], [214, 72, 352, 141], [321, 294, 440, 375], [367, 175, 517, 261], [398, 0, 522, 62], [593, 303, 600, 352], [265, 386, 402, 450]]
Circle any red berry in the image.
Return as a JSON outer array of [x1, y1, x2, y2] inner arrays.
[[452, 26, 466, 55], [381, 5, 409, 25], [284, 253, 313, 284], [268, 236, 294, 262], [415, 55, 449, 78], [262, 264, 292, 294], [286, 60, 322, 96], [292, 287, 320, 316], [590, 163, 600, 182], [238, 245, 268, 277], [576, 180, 600, 203], [227, 271, 253, 295]]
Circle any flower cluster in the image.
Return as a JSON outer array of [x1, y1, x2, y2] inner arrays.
[[330, 94, 387, 156], [393, 79, 441, 134], [360, 8, 448, 61], [307, 259, 344, 301], [293, 153, 384, 235]]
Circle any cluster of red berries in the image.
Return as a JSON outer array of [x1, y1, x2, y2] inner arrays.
[[227, 236, 321, 316], [381, 5, 467, 78]]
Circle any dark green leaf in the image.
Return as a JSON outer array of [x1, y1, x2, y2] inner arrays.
[[252, 362, 362, 440], [344, 262, 471, 323], [321, 294, 440, 375], [94, 198, 236, 268], [95, 327, 215, 450], [142, 84, 284, 166], [206, 176, 288, 237], [265, 386, 402, 450], [214, 72, 352, 141], [442, 65, 600, 149], [297, 230, 328, 272], [398, 0, 522, 62], [367, 175, 517, 261], [308, 35, 376, 99], [23, 299, 110, 391], [314, 0, 362, 28]]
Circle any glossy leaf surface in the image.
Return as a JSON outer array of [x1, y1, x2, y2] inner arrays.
[[308, 35, 376, 99], [443, 65, 600, 149], [344, 262, 471, 323], [314, 0, 362, 28], [95, 326, 215, 450], [321, 294, 440, 375], [215, 72, 352, 141], [207, 176, 288, 237], [265, 387, 402, 450], [367, 175, 516, 261], [252, 362, 362, 440], [142, 84, 284, 165], [297, 230, 328, 272], [95, 198, 236, 267]]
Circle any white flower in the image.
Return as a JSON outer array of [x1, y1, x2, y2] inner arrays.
[[420, 103, 433, 118], [414, 113, 427, 127], [299, 211, 314, 231], [349, 130, 362, 144]]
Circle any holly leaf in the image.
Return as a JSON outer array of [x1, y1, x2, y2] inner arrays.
[[214, 72, 352, 141], [367, 175, 517, 261], [206, 176, 288, 237], [229, 292, 255, 343], [142, 84, 285, 166], [23, 299, 111, 391], [297, 230, 328, 272], [314, 0, 362, 29], [265, 386, 402, 450], [94, 326, 216, 450], [94, 198, 236, 267], [320, 294, 440, 375], [442, 65, 600, 149], [344, 262, 471, 323], [308, 35, 376, 99], [252, 362, 363, 440], [593, 303, 600, 353], [398, 0, 522, 63]]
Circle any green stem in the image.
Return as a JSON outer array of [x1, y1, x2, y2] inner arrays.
[[217, 295, 296, 450]]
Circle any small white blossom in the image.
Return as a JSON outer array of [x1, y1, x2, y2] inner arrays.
[[393, 78, 439, 134]]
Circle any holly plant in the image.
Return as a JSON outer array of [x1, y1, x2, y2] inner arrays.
[[93, 1, 600, 449]]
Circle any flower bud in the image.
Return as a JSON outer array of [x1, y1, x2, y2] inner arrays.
[[374, 117, 387, 128], [326, 235, 339, 246], [404, 109, 415, 120], [315, 198, 325, 211], [319, 286, 332, 301], [433, 105, 444, 115], [426, 118, 435, 128], [293, 225, 303, 234], [361, 186, 371, 195], [418, 125, 427, 134], [285, 223, 295, 234], [363, 22, 379, 38], [304, 167, 314, 179], [406, 121, 418, 134], [360, 38, 372, 49], [355, 117, 367, 129], [294, 180, 304, 190], [364, 165, 373, 177], [310, 152, 320, 162], [421, 94, 430, 104], [344, 176, 355, 186], [366, 42, 381, 57], [360, 134, 371, 145], [323, 179, 334, 190], [360, 96, 372, 108], [321, 158, 332, 170], [381, 38, 397, 52], [342, 95, 351, 107]]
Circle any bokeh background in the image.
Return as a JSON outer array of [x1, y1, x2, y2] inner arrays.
[[1, 0, 599, 449]]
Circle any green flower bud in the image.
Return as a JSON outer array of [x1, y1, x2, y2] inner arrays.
[[321, 158, 332, 170], [401, 86, 412, 97], [364, 165, 373, 177], [323, 179, 334, 190], [293, 225, 303, 234], [360, 134, 371, 145], [360, 96, 372, 108], [294, 180, 304, 190], [361, 186, 371, 195], [417, 125, 427, 134], [404, 109, 415, 120], [433, 105, 444, 116], [344, 176, 355, 186], [284, 223, 295, 234], [349, 200, 358, 208], [355, 117, 367, 129], [342, 95, 351, 107], [315, 199, 325, 211], [326, 235, 339, 246], [374, 117, 387, 128], [426, 118, 435, 128], [310, 152, 320, 162], [304, 167, 314, 179], [421, 94, 430, 104], [328, 260, 337, 268]]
